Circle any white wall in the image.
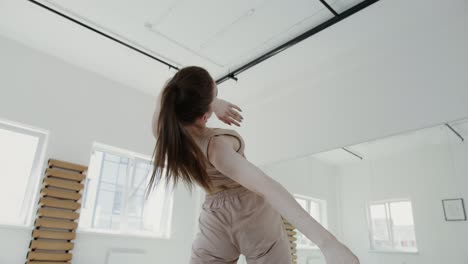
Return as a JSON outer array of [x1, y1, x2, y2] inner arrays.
[[261, 157, 341, 264], [339, 142, 468, 264], [0, 36, 155, 166], [0, 35, 197, 264], [219, 0, 468, 166]]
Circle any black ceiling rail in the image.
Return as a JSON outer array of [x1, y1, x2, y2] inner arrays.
[[28, 0, 180, 71], [319, 0, 339, 16], [216, 0, 381, 84], [342, 147, 364, 160], [445, 124, 464, 142]]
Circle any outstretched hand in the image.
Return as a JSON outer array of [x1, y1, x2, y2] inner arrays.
[[213, 98, 243, 126]]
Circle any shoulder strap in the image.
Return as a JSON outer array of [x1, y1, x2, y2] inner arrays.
[[200, 128, 245, 157]]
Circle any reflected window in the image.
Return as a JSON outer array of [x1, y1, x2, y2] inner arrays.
[[294, 194, 327, 249], [79, 143, 174, 238], [368, 200, 418, 252]]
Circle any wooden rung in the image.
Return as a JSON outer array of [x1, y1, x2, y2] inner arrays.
[[286, 230, 297, 236], [283, 223, 295, 230], [27, 252, 72, 261], [292, 255, 297, 260], [288, 236, 297, 242], [46, 168, 86, 182], [41, 188, 81, 201], [290, 248, 297, 254], [35, 218, 78, 230], [49, 159, 87, 173], [33, 230, 76, 240], [290, 242, 296, 248], [43, 178, 83, 191], [30, 240, 74, 250], [26, 159, 84, 264], [27, 261, 70, 264], [39, 197, 81, 210], [37, 208, 80, 220]]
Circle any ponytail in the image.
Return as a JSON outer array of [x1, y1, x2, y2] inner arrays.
[[145, 69, 214, 199]]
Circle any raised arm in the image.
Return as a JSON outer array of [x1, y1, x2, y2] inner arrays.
[[208, 136, 359, 264]]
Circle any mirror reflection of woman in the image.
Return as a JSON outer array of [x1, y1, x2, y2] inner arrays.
[[147, 66, 359, 264]]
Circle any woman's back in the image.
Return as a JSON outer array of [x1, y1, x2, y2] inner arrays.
[[194, 127, 246, 195], [191, 129, 293, 263]]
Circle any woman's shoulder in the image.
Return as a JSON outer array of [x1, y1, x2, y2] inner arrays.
[[208, 127, 244, 153], [210, 127, 242, 136], [209, 128, 244, 142]]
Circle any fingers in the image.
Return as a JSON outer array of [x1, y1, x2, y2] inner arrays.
[[226, 116, 241, 127], [229, 103, 242, 112], [219, 117, 231, 126], [220, 117, 234, 126], [228, 109, 243, 122], [217, 102, 244, 126], [220, 116, 240, 127]]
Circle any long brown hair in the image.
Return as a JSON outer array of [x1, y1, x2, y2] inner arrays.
[[145, 66, 215, 199]]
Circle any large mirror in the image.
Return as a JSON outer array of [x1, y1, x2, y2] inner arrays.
[[238, 118, 467, 264]]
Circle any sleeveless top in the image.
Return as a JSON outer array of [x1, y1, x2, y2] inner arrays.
[[194, 128, 245, 195]]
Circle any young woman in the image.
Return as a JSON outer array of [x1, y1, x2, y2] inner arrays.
[[147, 66, 359, 264]]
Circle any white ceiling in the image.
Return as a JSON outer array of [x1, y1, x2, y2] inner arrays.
[[0, 0, 363, 96], [313, 118, 468, 166]]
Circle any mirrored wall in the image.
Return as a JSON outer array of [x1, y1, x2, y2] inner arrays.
[[261, 118, 468, 264]]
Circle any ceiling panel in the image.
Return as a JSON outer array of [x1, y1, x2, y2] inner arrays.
[[154, 0, 332, 67], [150, 0, 265, 52], [39, 0, 335, 78], [204, 0, 333, 69]]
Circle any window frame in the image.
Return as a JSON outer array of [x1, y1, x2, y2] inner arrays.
[[0, 119, 49, 227], [366, 198, 418, 253], [79, 142, 173, 238]]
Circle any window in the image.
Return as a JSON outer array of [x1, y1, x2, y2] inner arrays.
[[294, 194, 327, 249], [367, 199, 418, 252], [0, 119, 48, 227], [79, 143, 174, 238]]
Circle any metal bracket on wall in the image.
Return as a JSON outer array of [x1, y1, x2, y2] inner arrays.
[[445, 123, 464, 142], [342, 147, 364, 160]]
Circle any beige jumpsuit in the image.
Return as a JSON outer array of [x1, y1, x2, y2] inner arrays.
[[190, 128, 292, 264]]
